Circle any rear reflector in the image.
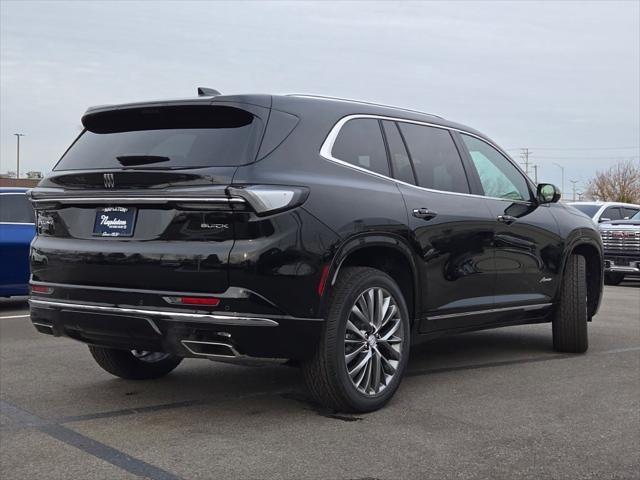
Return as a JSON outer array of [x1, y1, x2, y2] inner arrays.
[[317, 264, 331, 296], [31, 285, 53, 294], [162, 296, 221, 307]]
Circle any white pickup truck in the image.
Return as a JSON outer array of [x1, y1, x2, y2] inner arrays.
[[599, 210, 640, 285]]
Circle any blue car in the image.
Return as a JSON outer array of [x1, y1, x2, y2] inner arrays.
[[0, 188, 36, 296]]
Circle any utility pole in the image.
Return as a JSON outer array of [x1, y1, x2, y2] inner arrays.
[[532, 165, 539, 184], [553, 162, 565, 198], [520, 148, 531, 177], [14, 133, 25, 179], [569, 180, 579, 202]]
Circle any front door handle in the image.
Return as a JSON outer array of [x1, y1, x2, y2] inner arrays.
[[497, 214, 517, 225], [413, 208, 438, 220]]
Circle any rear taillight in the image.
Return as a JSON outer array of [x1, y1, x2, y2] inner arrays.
[[227, 185, 309, 216]]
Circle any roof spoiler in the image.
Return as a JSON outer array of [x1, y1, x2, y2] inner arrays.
[[197, 87, 221, 97]]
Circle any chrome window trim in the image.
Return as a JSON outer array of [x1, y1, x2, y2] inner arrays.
[[0, 192, 30, 195], [29, 196, 245, 205], [319, 113, 535, 205], [425, 303, 552, 321], [28, 298, 279, 327]]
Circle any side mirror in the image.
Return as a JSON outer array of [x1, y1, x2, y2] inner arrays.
[[537, 184, 561, 204], [599, 217, 611, 223]]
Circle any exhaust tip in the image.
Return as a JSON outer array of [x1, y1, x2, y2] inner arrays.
[[181, 340, 239, 358]]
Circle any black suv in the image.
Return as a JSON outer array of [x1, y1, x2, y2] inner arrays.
[[28, 90, 604, 412]]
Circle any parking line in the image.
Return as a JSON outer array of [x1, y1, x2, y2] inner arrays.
[[0, 399, 184, 480], [0, 314, 30, 319]]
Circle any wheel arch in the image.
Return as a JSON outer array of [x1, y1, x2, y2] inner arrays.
[[563, 236, 604, 319], [320, 234, 419, 323]]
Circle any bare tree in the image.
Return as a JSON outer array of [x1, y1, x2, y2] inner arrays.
[[585, 160, 640, 203]]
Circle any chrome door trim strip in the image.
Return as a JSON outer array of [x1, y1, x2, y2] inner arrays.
[[319, 113, 535, 205], [425, 303, 552, 321], [29, 196, 245, 205], [28, 299, 279, 327]]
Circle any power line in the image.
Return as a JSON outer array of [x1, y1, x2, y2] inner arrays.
[[534, 155, 639, 160], [505, 146, 640, 151]]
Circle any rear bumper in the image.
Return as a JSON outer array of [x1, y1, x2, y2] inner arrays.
[[29, 297, 324, 360]]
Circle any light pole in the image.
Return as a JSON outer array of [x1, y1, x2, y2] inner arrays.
[[14, 133, 25, 179], [553, 162, 565, 198], [569, 180, 579, 202]]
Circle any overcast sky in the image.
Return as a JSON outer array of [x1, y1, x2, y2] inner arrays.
[[1, 0, 639, 195]]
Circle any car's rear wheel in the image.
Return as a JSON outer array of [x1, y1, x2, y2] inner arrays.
[[604, 272, 625, 285], [552, 254, 588, 353], [302, 267, 410, 412], [89, 346, 182, 380]]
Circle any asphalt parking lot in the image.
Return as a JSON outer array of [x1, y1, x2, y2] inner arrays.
[[1, 282, 639, 480]]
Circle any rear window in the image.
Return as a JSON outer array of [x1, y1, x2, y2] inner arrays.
[[55, 105, 263, 171], [0, 193, 35, 223]]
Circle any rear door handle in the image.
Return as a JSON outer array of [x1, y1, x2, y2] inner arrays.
[[412, 208, 437, 220], [497, 214, 517, 225]]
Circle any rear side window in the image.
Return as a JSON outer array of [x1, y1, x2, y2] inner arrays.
[[381, 121, 416, 185], [331, 119, 390, 177], [398, 123, 470, 193], [55, 106, 263, 170], [0, 194, 34, 223]]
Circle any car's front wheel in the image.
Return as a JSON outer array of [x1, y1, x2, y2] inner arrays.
[[303, 267, 411, 412], [89, 346, 183, 380], [552, 254, 588, 353]]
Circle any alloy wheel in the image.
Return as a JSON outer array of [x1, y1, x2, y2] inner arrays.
[[344, 287, 404, 396]]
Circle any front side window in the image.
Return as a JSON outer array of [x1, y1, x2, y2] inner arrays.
[[0, 194, 35, 223], [332, 119, 389, 176], [461, 134, 531, 201], [601, 207, 622, 221], [398, 123, 469, 193], [622, 207, 639, 219]]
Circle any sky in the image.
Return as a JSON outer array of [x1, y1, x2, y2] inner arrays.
[[1, 0, 639, 197]]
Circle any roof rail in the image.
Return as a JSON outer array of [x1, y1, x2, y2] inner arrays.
[[287, 94, 443, 119], [197, 87, 221, 97]]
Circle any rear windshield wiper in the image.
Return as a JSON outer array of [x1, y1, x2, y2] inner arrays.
[[116, 155, 171, 166]]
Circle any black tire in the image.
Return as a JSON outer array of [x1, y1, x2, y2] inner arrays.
[[604, 272, 625, 286], [302, 267, 411, 413], [88, 346, 182, 380], [552, 254, 588, 353]]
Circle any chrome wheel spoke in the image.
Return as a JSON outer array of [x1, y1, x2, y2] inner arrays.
[[345, 343, 367, 363], [346, 320, 367, 340], [344, 287, 404, 397]]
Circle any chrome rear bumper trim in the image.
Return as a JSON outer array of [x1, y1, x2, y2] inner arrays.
[[28, 299, 279, 327]]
